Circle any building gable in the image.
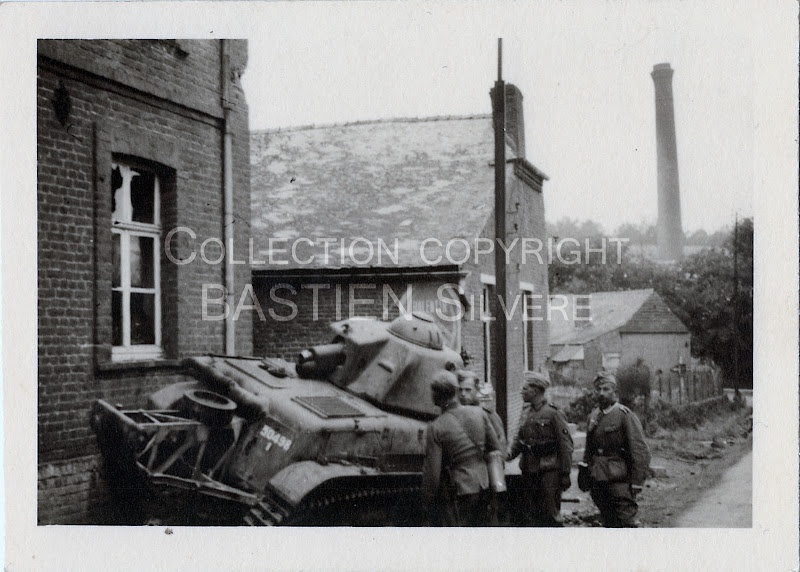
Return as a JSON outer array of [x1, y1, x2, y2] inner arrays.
[[548, 289, 654, 345], [619, 291, 689, 334]]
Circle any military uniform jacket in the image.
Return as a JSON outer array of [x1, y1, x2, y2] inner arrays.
[[422, 403, 501, 499], [583, 402, 651, 486], [510, 401, 573, 475]]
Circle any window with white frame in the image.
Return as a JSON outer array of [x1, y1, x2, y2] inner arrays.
[[522, 290, 535, 371], [111, 160, 162, 361]]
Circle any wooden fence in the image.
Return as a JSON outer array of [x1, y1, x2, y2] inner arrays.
[[652, 362, 723, 404]]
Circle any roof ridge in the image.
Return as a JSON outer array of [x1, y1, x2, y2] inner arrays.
[[251, 114, 492, 135]]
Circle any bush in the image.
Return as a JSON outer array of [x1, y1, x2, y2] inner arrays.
[[617, 358, 651, 412], [648, 395, 736, 431], [564, 388, 597, 427], [549, 370, 577, 387]]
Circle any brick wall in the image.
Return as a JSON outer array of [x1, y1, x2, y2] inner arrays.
[[37, 39, 251, 523], [466, 163, 549, 443]]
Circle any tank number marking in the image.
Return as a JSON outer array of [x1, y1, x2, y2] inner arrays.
[[259, 424, 293, 452]]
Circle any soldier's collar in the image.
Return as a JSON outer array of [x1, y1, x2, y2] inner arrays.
[[601, 401, 619, 415]]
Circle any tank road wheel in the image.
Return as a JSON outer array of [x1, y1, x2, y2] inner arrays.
[[181, 389, 237, 425]]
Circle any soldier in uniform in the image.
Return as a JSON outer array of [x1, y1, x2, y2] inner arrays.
[[457, 370, 507, 451], [422, 371, 502, 526], [507, 371, 574, 527], [582, 372, 651, 527], [457, 370, 506, 525]]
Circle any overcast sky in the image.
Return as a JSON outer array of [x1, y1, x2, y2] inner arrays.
[[240, 2, 754, 234]]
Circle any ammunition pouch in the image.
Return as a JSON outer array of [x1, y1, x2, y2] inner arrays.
[[525, 440, 557, 457], [589, 455, 629, 483], [538, 454, 559, 472]]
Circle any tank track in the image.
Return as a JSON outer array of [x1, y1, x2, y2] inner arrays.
[[242, 488, 292, 526], [243, 482, 422, 526]]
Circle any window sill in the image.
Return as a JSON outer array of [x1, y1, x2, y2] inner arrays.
[[96, 357, 183, 374]]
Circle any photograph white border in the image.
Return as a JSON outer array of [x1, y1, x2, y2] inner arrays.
[[2, 2, 797, 570]]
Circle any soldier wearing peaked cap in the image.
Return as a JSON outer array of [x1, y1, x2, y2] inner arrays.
[[507, 371, 573, 527], [581, 371, 651, 527]]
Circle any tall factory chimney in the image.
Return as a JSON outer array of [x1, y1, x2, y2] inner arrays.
[[651, 63, 683, 260]]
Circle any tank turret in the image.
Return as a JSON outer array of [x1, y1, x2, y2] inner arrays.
[[298, 312, 463, 418]]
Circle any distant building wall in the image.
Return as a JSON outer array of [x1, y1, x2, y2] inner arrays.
[[37, 39, 251, 523], [620, 331, 691, 387]]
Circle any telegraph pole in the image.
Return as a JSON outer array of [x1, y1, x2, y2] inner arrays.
[[732, 213, 740, 396], [491, 39, 508, 428]]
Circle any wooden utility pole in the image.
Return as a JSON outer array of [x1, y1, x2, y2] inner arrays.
[[732, 213, 740, 395], [491, 39, 508, 428]]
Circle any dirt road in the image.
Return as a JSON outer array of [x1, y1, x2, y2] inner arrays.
[[674, 449, 752, 527]]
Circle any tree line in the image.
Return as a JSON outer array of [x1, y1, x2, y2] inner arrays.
[[546, 218, 732, 248], [546, 217, 754, 388]]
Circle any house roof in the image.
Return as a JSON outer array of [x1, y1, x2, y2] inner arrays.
[[548, 289, 689, 346], [250, 116, 499, 270]]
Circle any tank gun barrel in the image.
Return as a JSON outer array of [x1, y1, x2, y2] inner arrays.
[[296, 343, 346, 379]]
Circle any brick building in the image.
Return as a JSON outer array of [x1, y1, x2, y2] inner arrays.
[[249, 87, 549, 440], [548, 289, 691, 386], [37, 40, 251, 523]]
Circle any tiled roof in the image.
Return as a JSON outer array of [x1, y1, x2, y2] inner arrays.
[[250, 116, 496, 269], [620, 292, 690, 334], [548, 289, 688, 345]]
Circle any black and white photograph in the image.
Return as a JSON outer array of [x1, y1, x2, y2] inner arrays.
[[2, 1, 797, 570]]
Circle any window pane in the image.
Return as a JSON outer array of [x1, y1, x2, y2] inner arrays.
[[130, 236, 154, 288], [130, 169, 155, 224], [112, 233, 121, 288], [111, 164, 123, 222], [130, 293, 156, 345], [112, 291, 122, 346]]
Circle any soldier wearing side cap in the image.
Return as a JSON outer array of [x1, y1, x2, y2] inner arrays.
[[507, 371, 574, 527], [581, 372, 651, 527], [422, 371, 502, 526]]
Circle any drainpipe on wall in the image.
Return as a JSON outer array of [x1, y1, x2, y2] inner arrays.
[[221, 39, 235, 355]]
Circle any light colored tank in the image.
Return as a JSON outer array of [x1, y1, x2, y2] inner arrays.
[[91, 312, 465, 525]]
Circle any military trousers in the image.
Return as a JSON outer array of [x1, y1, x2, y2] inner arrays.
[[590, 481, 639, 527], [431, 488, 492, 526], [519, 470, 563, 527]]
